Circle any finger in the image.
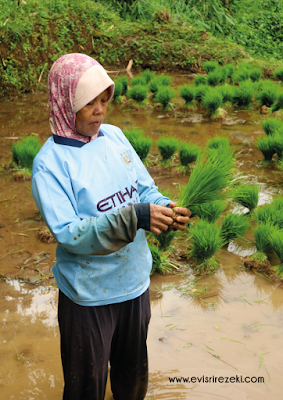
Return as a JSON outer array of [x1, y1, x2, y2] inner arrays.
[[175, 216, 190, 224], [173, 222, 187, 231], [174, 207, 191, 217], [169, 201, 177, 208], [151, 221, 170, 232]]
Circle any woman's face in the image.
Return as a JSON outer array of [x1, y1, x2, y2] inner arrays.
[[75, 89, 109, 137]]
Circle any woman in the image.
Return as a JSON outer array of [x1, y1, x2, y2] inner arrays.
[[31, 53, 190, 400]]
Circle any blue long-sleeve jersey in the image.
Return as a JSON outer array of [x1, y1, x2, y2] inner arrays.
[[31, 124, 171, 306]]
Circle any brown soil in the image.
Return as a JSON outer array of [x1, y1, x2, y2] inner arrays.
[[13, 172, 31, 181]]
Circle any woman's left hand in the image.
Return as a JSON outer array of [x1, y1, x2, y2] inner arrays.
[[169, 202, 191, 231]]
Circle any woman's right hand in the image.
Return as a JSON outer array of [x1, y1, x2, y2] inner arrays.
[[149, 204, 174, 235]]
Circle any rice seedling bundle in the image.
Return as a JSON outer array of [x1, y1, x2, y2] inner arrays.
[[157, 137, 179, 167], [251, 223, 274, 262], [202, 60, 219, 74], [148, 243, 161, 274], [218, 67, 229, 84], [220, 212, 251, 242], [274, 68, 283, 82], [141, 69, 155, 83], [207, 70, 222, 87], [149, 75, 171, 97], [128, 85, 148, 106], [261, 118, 283, 135], [131, 76, 147, 86], [202, 88, 223, 117], [255, 203, 283, 229], [208, 136, 230, 150], [179, 142, 200, 166], [179, 85, 195, 108], [256, 135, 276, 162], [225, 64, 235, 78], [156, 86, 175, 111], [272, 132, 283, 160], [255, 80, 278, 107], [232, 80, 255, 108], [113, 79, 123, 103], [131, 136, 153, 164], [218, 85, 234, 104], [153, 231, 177, 251], [12, 135, 41, 169], [269, 229, 283, 275], [116, 76, 128, 96], [231, 68, 250, 84], [271, 92, 283, 112], [177, 152, 234, 209], [191, 200, 226, 223], [123, 127, 143, 146], [189, 219, 224, 271], [193, 74, 207, 86], [249, 68, 262, 82], [232, 183, 259, 213], [194, 85, 207, 104]]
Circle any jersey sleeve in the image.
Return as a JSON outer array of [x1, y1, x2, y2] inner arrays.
[[31, 170, 138, 255]]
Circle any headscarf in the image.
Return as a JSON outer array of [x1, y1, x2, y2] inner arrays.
[[48, 53, 114, 143]]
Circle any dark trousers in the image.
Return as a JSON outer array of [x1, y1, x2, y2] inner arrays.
[[58, 289, 151, 400]]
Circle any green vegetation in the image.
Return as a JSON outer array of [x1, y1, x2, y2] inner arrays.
[[207, 70, 222, 87], [157, 137, 179, 167], [269, 229, 283, 276], [132, 136, 153, 164], [208, 136, 230, 150], [249, 223, 274, 263], [261, 118, 282, 136], [274, 68, 283, 82], [113, 79, 123, 103], [12, 135, 41, 169], [131, 76, 147, 86], [156, 86, 175, 110], [153, 231, 177, 252], [194, 85, 207, 104], [179, 85, 195, 108], [257, 135, 276, 162], [232, 184, 259, 213], [202, 88, 223, 117], [255, 80, 278, 108], [218, 85, 234, 104], [177, 141, 200, 174], [220, 212, 251, 243], [193, 75, 207, 87], [232, 80, 255, 108], [141, 69, 155, 83], [271, 92, 283, 112], [191, 200, 226, 224], [128, 84, 148, 106], [202, 61, 219, 74]]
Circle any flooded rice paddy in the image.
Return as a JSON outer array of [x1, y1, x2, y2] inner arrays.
[[1, 75, 283, 399]]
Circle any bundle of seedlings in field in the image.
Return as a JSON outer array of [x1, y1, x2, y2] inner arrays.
[[131, 76, 147, 87], [269, 229, 283, 276], [274, 68, 283, 82], [218, 85, 234, 104], [256, 135, 276, 163], [225, 64, 235, 79], [255, 199, 283, 229], [272, 131, 283, 160], [123, 127, 143, 145], [271, 92, 283, 114], [202, 87, 224, 119], [219, 66, 229, 84], [148, 243, 178, 275], [177, 152, 234, 210], [12, 135, 41, 169], [113, 79, 123, 103], [176, 141, 200, 174], [208, 136, 230, 151], [255, 80, 278, 108], [231, 66, 250, 84], [188, 219, 225, 273], [249, 68, 262, 82], [132, 136, 153, 165], [232, 80, 255, 108], [141, 69, 155, 83], [232, 183, 259, 213], [128, 84, 148, 107], [156, 86, 175, 111], [157, 137, 179, 167], [193, 74, 207, 86], [220, 212, 251, 243], [193, 85, 207, 104], [243, 223, 274, 271], [261, 118, 282, 135], [207, 70, 222, 87], [117, 76, 128, 96], [149, 75, 172, 98], [179, 85, 195, 109], [153, 231, 177, 251], [191, 200, 226, 223], [202, 60, 219, 74]]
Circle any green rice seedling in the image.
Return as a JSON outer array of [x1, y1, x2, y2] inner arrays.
[[177, 152, 233, 209], [123, 127, 143, 146], [202, 60, 219, 74], [250, 223, 274, 263], [218, 67, 229, 84], [156, 86, 175, 111], [202, 87, 223, 117], [141, 69, 155, 83], [131, 135, 153, 165], [193, 74, 207, 86], [255, 203, 283, 229], [274, 68, 283, 82], [272, 132, 283, 160], [207, 70, 222, 87], [128, 85, 148, 106], [157, 137, 179, 167], [153, 231, 177, 251], [113, 79, 123, 103], [232, 184, 259, 213], [261, 118, 283, 135], [208, 136, 230, 151], [271, 92, 283, 112], [232, 80, 255, 108], [249, 68, 262, 82], [255, 80, 278, 107], [179, 85, 195, 108], [269, 229, 283, 276], [193, 85, 207, 104], [177, 142, 200, 174], [191, 200, 226, 223], [148, 243, 177, 275], [217, 85, 234, 104], [149, 75, 171, 98], [12, 135, 41, 169], [189, 219, 224, 272], [131, 76, 147, 86], [225, 64, 235, 79], [231, 68, 250, 84], [256, 135, 276, 162], [220, 212, 251, 243], [118, 76, 128, 96]]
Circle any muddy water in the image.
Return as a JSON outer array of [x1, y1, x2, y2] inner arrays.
[[1, 75, 283, 399]]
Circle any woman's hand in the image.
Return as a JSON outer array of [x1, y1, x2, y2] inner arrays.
[[149, 204, 174, 235], [168, 202, 191, 231]]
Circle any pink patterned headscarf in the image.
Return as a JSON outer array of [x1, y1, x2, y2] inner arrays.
[[48, 53, 114, 143]]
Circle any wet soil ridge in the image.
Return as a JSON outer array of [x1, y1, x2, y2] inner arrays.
[[0, 2, 248, 97]]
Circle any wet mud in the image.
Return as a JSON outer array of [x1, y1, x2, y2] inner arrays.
[[1, 75, 283, 399]]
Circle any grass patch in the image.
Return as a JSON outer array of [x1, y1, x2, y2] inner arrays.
[[157, 137, 179, 167], [12, 135, 41, 169], [232, 183, 259, 213], [220, 212, 251, 242]]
